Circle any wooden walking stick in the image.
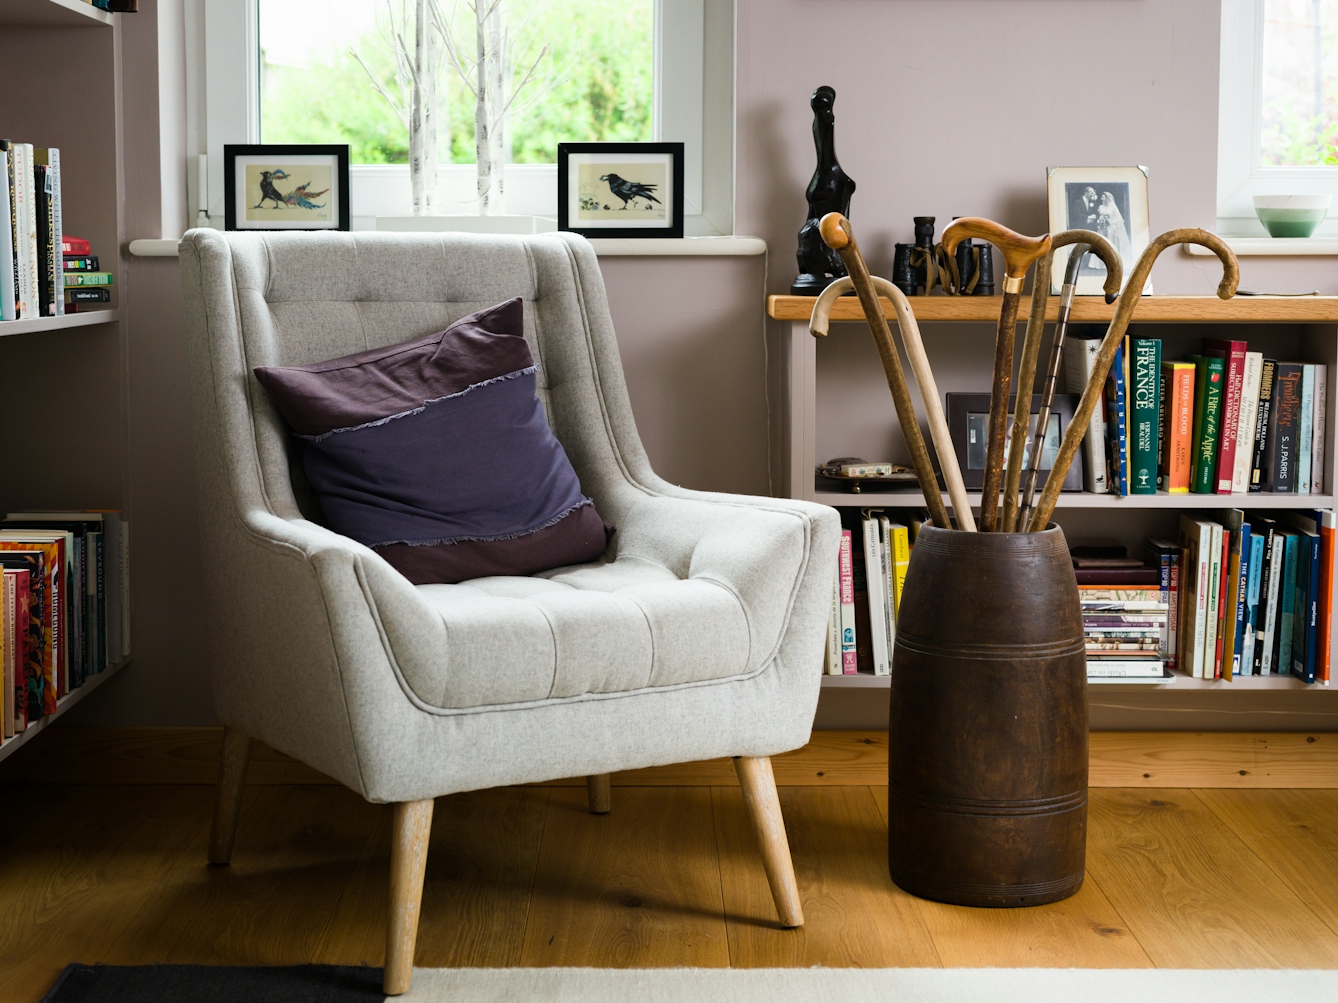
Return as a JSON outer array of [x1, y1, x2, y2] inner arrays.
[[940, 218, 1051, 531], [818, 213, 952, 529], [811, 275, 977, 531], [999, 249, 1053, 532], [1027, 228, 1239, 533], [1013, 230, 1122, 533]]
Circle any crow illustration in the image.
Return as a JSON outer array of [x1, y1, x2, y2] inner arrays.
[[600, 173, 661, 210], [253, 169, 290, 210]]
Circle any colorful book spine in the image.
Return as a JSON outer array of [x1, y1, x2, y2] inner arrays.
[[1242, 529, 1266, 674], [1178, 516, 1213, 677], [861, 515, 890, 676], [1266, 363, 1303, 492], [61, 271, 114, 287], [63, 254, 99, 271], [839, 529, 856, 674], [33, 147, 62, 317], [1291, 528, 1320, 684], [1066, 331, 1109, 494], [0, 149, 13, 322], [1276, 532, 1300, 675], [8, 141, 34, 319], [1204, 339, 1246, 493], [1160, 361, 1195, 493], [1145, 540, 1179, 667], [888, 521, 910, 620], [1129, 338, 1161, 494], [1107, 341, 1128, 495], [1250, 360, 1277, 491], [1232, 352, 1264, 493], [825, 560, 840, 675], [1298, 364, 1315, 494], [1312, 366, 1327, 495], [1207, 522, 1225, 678], [1219, 511, 1245, 681], [1189, 355, 1225, 494], [1320, 511, 1335, 684], [1232, 521, 1251, 678], [1255, 521, 1280, 674]]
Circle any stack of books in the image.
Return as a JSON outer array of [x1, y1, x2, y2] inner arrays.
[[1065, 331, 1327, 496], [61, 234, 113, 312], [1, 511, 131, 740], [1076, 554, 1170, 682]]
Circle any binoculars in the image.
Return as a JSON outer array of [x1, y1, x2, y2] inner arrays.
[[891, 216, 995, 297]]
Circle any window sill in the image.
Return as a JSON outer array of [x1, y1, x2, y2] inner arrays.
[[1186, 237, 1338, 256], [128, 236, 768, 258]]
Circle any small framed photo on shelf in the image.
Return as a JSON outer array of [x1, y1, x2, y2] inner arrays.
[[557, 142, 684, 238], [1046, 165, 1150, 296], [223, 144, 350, 231], [946, 392, 1084, 492]]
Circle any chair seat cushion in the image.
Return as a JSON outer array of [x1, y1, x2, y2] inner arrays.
[[412, 556, 753, 709], [253, 298, 612, 584]]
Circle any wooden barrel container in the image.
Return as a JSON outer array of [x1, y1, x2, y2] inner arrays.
[[887, 524, 1088, 907]]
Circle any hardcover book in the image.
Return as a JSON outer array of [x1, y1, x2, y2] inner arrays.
[[1265, 363, 1304, 492], [1065, 330, 1109, 494], [1188, 355, 1225, 494], [1204, 339, 1246, 493], [0, 552, 44, 722], [1250, 360, 1276, 491], [1242, 529, 1266, 674], [1232, 352, 1264, 493], [1298, 364, 1315, 494], [1159, 361, 1195, 493], [1129, 338, 1161, 494], [838, 529, 856, 674], [1312, 366, 1327, 494]]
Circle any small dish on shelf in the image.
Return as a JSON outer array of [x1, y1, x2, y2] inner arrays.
[[1253, 194, 1332, 238], [816, 457, 919, 493]]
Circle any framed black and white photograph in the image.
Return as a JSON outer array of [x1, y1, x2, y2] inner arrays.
[[1046, 166, 1150, 296], [946, 392, 1083, 493], [557, 142, 684, 238], [224, 144, 350, 231]]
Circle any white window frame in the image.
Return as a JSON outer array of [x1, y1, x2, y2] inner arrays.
[[192, 0, 734, 235], [1219, 0, 1338, 234]]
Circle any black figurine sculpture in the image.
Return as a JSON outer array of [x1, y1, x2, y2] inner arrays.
[[791, 86, 856, 295]]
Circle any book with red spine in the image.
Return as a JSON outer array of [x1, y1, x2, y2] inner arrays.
[[0, 553, 43, 723], [0, 536, 63, 713], [61, 235, 91, 256], [838, 529, 856, 674], [1205, 339, 1247, 494]]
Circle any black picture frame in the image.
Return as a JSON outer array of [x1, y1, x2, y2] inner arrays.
[[945, 392, 1084, 492], [223, 144, 351, 232], [557, 142, 684, 238]]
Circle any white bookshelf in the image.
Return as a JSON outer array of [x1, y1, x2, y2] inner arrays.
[[0, 658, 129, 764], [0, 1, 128, 753], [774, 294, 1338, 729]]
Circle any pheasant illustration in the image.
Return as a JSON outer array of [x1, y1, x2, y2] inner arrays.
[[252, 169, 329, 211], [599, 173, 661, 210]]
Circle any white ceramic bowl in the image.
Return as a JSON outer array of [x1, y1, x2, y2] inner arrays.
[[1253, 194, 1333, 210]]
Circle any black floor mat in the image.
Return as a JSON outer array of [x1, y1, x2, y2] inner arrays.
[[41, 964, 386, 1003]]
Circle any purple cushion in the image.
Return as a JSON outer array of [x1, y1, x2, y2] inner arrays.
[[254, 298, 612, 585]]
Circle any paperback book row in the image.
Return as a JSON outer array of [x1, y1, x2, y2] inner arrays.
[[0, 511, 132, 742], [1, 141, 113, 321], [824, 508, 933, 675], [1077, 510, 1334, 684], [1065, 330, 1327, 496]]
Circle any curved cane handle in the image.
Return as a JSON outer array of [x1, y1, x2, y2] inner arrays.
[[1050, 229, 1122, 303], [940, 217, 1051, 280], [1027, 229, 1240, 533]]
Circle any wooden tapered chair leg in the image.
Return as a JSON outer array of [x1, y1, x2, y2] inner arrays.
[[384, 798, 434, 996], [208, 726, 251, 865], [734, 755, 804, 928], [586, 773, 611, 814]]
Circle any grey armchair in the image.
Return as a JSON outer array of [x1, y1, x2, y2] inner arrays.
[[179, 229, 840, 994]]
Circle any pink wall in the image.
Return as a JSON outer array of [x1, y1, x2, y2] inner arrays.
[[73, 0, 1337, 726]]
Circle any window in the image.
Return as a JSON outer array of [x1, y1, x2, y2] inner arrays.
[[196, 0, 733, 233], [1219, 0, 1338, 231]]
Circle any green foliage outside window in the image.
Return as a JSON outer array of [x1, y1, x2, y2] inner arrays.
[[260, 0, 653, 166]]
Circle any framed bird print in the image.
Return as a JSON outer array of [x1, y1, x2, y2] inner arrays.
[[223, 144, 351, 231], [557, 142, 684, 238]]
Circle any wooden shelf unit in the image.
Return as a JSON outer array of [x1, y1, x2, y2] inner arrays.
[[0, 2, 129, 748], [774, 293, 1338, 728]]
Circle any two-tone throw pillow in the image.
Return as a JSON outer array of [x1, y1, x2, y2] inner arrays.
[[254, 298, 612, 585]]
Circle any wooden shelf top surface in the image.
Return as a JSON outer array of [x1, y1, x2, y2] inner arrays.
[[0, 310, 120, 338], [809, 489, 1334, 510], [0, 0, 113, 26], [768, 294, 1338, 324]]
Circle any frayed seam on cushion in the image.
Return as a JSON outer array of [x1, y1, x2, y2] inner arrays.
[[296, 365, 539, 442], [369, 497, 595, 549]]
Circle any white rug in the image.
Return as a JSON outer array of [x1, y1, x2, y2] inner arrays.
[[402, 967, 1335, 1002]]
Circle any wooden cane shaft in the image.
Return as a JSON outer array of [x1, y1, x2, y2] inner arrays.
[[1027, 228, 1239, 532], [840, 249, 952, 530], [979, 291, 1021, 532], [1017, 295, 1074, 531], [1001, 253, 1052, 532]]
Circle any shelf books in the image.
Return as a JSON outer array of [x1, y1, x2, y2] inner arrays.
[[826, 509, 918, 675], [0, 511, 130, 737], [1066, 333, 1326, 496], [1079, 583, 1168, 680], [0, 141, 67, 320]]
